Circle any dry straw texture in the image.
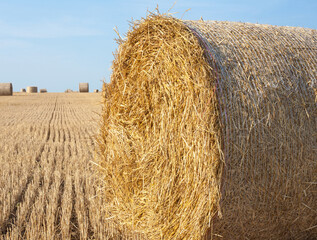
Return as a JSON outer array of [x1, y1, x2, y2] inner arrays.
[[79, 83, 89, 92], [98, 14, 317, 240], [0, 83, 13, 96], [26, 86, 38, 93], [39, 88, 47, 93]]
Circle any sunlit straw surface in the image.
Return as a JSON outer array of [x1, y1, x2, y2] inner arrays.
[[98, 13, 317, 240]]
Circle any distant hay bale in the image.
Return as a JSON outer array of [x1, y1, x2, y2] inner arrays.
[[20, 88, 26, 92], [94, 89, 99, 93], [26, 86, 38, 93], [0, 83, 13, 96], [79, 83, 89, 92], [39, 89, 47, 93], [98, 14, 317, 240], [65, 89, 73, 93]]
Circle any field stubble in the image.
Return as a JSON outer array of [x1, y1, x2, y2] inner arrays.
[[0, 93, 125, 239]]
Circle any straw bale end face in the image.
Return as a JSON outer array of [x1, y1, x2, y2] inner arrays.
[[79, 83, 89, 92], [98, 14, 223, 240], [26, 86, 38, 93], [40, 89, 47, 93], [99, 13, 317, 240], [0, 83, 13, 96]]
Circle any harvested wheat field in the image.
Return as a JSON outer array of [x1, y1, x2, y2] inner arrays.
[[98, 14, 317, 240], [0, 93, 127, 240]]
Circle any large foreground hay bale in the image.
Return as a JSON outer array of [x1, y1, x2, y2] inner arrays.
[[0, 83, 13, 96], [26, 86, 37, 93], [98, 14, 317, 240], [79, 83, 89, 92]]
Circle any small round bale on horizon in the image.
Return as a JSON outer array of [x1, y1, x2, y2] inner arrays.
[[79, 83, 89, 92], [26, 86, 38, 93], [0, 83, 13, 96]]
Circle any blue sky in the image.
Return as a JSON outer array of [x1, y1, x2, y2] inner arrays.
[[0, 0, 316, 92]]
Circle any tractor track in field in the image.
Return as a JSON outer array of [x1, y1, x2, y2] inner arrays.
[[83, 183, 95, 239], [1, 145, 46, 236], [55, 174, 65, 238], [0, 93, 103, 240], [0, 98, 58, 237], [46, 98, 58, 142], [70, 180, 80, 240]]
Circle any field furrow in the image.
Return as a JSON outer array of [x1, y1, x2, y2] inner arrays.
[[0, 93, 113, 240]]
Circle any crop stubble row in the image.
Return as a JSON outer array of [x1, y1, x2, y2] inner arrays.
[[0, 93, 126, 239]]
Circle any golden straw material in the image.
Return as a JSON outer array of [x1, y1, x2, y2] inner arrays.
[[98, 14, 317, 240], [0, 83, 13, 96], [39, 88, 47, 93], [65, 89, 73, 93], [79, 83, 89, 92], [26, 86, 38, 93]]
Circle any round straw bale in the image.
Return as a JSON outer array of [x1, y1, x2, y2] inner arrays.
[[39, 88, 47, 93], [94, 89, 99, 93], [98, 14, 317, 240], [0, 83, 13, 96], [79, 83, 89, 92], [26, 86, 38, 93], [20, 88, 26, 92]]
